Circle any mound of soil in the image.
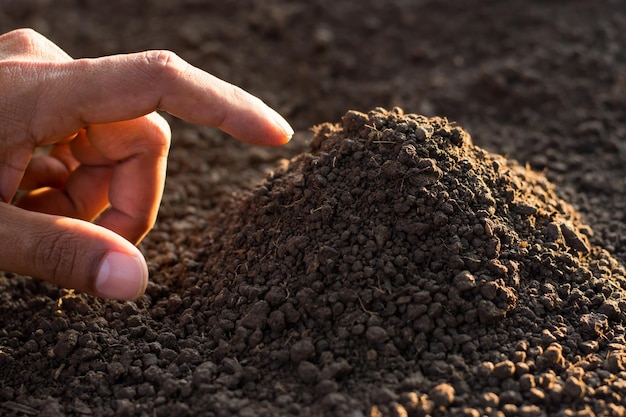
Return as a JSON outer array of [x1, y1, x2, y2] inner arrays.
[[2, 108, 626, 417], [196, 108, 626, 416]]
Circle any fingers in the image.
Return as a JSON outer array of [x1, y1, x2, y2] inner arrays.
[[19, 143, 78, 190], [18, 154, 70, 190], [88, 113, 171, 243], [35, 50, 293, 147], [0, 203, 148, 300], [16, 164, 112, 221], [0, 29, 295, 299], [16, 113, 170, 243]]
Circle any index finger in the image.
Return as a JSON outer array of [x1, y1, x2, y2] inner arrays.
[[35, 50, 294, 146]]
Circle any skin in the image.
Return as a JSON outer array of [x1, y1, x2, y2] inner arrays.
[[0, 28, 294, 300]]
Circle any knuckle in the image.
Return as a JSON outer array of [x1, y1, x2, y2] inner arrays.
[[4, 28, 37, 42], [141, 50, 184, 81], [2, 28, 47, 54], [145, 114, 172, 151], [125, 115, 171, 164], [121, 113, 171, 164]]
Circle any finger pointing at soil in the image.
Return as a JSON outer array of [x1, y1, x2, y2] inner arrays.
[[35, 51, 294, 146], [0, 28, 294, 300]]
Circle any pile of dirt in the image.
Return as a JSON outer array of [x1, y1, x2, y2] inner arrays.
[[2, 108, 626, 417], [195, 108, 626, 416]]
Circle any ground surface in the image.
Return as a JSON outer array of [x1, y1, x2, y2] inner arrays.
[[0, 1, 625, 416]]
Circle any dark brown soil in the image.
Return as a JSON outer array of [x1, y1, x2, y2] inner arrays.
[[196, 107, 626, 417], [1, 1, 626, 416]]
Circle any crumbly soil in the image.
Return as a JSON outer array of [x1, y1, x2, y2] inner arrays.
[[1, 1, 626, 417]]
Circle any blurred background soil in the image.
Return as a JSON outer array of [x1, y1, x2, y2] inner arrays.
[[0, 1, 625, 416]]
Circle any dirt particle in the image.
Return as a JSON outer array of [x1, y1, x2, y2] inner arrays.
[[429, 383, 455, 408], [492, 360, 516, 379], [297, 361, 320, 385], [52, 329, 79, 359], [563, 376, 586, 399], [239, 300, 271, 329], [560, 222, 590, 253], [365, 326, 390, 346], [453, 270, 476, 292], [290, 339, 316, 364]]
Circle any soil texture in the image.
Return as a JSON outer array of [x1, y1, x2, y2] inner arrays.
[[1, 1, 626, 417]]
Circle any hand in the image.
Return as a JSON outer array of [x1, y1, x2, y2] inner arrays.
[[0, 28, 293, 300]]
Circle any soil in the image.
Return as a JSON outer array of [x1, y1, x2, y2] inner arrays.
[[1, 1, 626, 417]]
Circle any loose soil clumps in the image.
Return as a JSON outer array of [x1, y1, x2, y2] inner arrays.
[[3, 108, 626, 416], [198, 107, 626, 416]]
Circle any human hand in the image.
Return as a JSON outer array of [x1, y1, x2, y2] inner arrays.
[[0, 28, 294, 300]]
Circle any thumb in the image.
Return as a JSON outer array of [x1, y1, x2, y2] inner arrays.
[[0, 203, 147, 300]]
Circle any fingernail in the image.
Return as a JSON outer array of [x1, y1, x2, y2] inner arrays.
[[268, 107, 294, 142], [95, 251, 147, 300]]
